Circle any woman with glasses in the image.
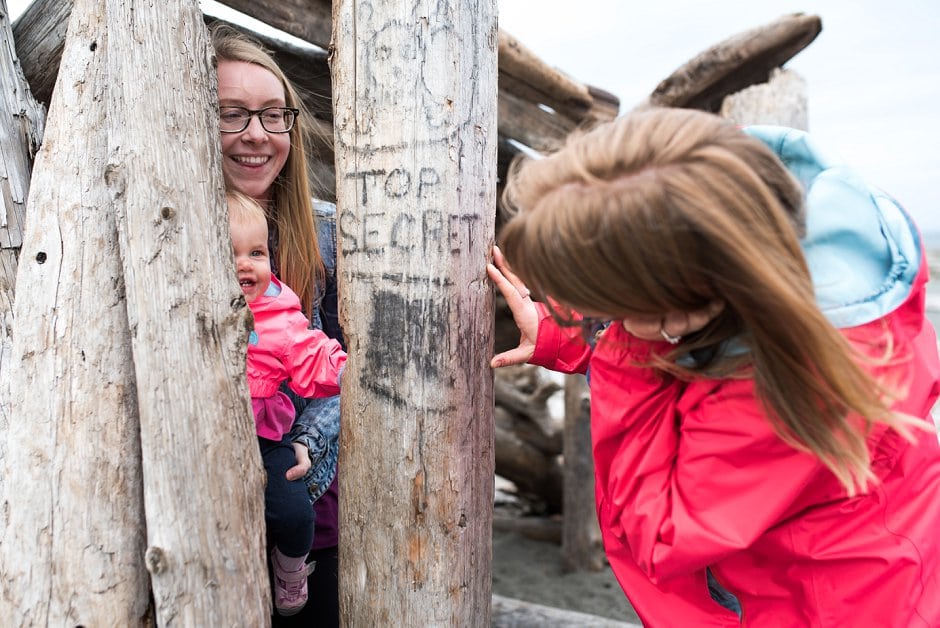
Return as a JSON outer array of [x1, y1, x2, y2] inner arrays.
[[211, 24, 342, 626], [488, 107, 940, 626]]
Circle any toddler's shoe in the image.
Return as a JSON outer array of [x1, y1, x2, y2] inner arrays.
[[271, 549, 309, 616]]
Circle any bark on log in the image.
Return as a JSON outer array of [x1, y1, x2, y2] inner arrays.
[[0, 0, 150, 622], [332, 0, 497, 623], [646, 13, 821, 112], [0, 0, 45, 442], [561, 374, 605, 572], [104, 0, 268, 624]]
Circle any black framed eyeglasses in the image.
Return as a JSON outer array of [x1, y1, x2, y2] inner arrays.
[[219, 106, 299, 134]]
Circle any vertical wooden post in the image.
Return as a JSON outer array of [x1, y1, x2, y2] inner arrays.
[[561, 373, 605, 572], [331, 0, 498, 623], [0, 0, 45, 440], [104, 0, 269, 623], [0, 0, 150, 622]]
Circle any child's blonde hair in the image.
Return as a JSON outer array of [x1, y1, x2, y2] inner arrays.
[[500, 107, 913, 494], [226, 189, 267, 232]]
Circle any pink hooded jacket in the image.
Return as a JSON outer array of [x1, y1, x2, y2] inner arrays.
[[247, 276, 346, 441]]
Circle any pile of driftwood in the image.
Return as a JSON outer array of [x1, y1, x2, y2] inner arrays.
[[9, 0, 820, 578]]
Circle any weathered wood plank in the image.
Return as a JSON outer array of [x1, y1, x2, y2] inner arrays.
[[0, 0, 45, 439], [104, 0, 268, 623], [497, 29, 593, 121], [10, 0, 70, 105], [332, 0, 497, 623], [0, 0, 149, 622], [217, 0, 332, 48], [647, 12, 821, 112], [497, 79, 578, 153]]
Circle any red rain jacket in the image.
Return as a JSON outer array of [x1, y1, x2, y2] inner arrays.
[[531, 254, 940, 625]]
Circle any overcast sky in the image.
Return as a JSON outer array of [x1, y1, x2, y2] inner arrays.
[[7, 0, 938, 235]]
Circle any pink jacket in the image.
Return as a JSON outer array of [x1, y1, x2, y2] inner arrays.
[[247, 277, 346, 440]]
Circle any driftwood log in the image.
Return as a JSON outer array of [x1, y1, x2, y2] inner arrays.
[[0, 0, 150, 622], [495, 365, 564, 512], [562, 373, 605, 571], [646, 12, 821, 112], [0, 0, 44, 446], [720, 67, 808, 130], [2, 0, 272, 623], [331, 0, 498, 622], [493, 594, 640, 628]]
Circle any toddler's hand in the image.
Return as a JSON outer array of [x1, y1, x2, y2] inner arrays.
[[285, 441, 312, 481]]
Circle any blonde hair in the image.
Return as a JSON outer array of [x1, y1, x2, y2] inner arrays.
[[500, 107, 911, 493], [210, 23, 324, 316], [226, 189, 267, 233]]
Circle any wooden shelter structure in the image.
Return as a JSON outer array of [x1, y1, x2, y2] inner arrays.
[[0, 0, 821, 623]]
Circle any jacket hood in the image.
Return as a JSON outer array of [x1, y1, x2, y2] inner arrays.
[[745, 125, 922, 328]]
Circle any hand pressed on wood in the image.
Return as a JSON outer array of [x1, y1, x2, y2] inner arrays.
[[487, 246, 539, 369]]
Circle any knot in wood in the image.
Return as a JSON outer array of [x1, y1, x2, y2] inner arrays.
[[160, 206, 175, 221], [145, 546, 168, 575]]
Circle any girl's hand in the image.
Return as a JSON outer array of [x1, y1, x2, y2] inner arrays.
[[285, 441, 312, 481], [487, 246, 539, 368], [621, 301, 725, 344]]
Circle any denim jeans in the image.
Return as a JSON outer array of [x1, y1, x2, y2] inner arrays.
[[260, 434, 315, 557]]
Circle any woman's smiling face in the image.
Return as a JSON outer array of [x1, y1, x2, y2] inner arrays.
[[217, 60, 291, 203]]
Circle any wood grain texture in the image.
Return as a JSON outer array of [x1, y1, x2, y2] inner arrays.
[[0, 0, 45, 448], [332, 0, 498, 623], [647, 12, 821, 112], [0, 0, 149, 622], [104, 0, 269, 623]]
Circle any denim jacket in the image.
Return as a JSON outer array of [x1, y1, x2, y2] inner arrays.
[[286, 200, 344, 502]]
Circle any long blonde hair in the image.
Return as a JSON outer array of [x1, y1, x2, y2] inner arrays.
[[500, 107, 911, 493], [210, 23, 324, 316]]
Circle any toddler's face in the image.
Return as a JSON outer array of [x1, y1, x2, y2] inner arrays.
[[230, 214, 271, 304]]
